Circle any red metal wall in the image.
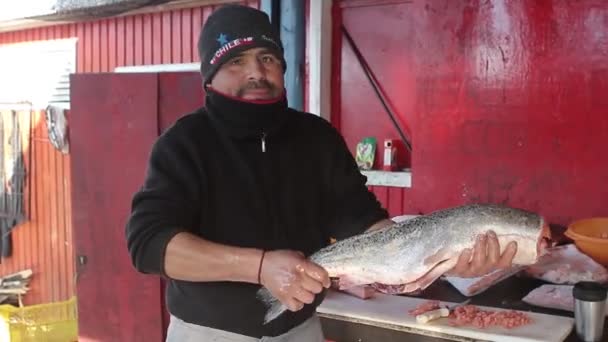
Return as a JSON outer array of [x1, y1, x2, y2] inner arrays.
[[0, 1, 258, 306], [0, 1, 258, 73], [0, 110, 73, 305], [337, 0, 608, 225]]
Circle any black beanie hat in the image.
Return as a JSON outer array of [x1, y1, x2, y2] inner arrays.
[[198, 4, 286, 84]]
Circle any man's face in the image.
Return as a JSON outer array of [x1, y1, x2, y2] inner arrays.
[[209, 47, 284, 100]]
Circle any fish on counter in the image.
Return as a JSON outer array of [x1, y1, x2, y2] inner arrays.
[[258, 204, 552, 323], [393, 211, 541, 298], [523, 284, 608, 315], [523, 244, 608, 284], [523, 284, 574, 312]]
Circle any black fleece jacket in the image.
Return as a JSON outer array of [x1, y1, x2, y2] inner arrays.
[[125, 89, 388, 338]]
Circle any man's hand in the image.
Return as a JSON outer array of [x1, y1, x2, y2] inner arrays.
[[260, 250, 330, 312], [447, 230, 518, 278]]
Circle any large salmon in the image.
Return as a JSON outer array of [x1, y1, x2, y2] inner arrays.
[[258, 204, 552, 323]]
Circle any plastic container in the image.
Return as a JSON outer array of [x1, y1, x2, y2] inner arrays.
[[0, 297, 78, 342], [565, 218, 608, 265]]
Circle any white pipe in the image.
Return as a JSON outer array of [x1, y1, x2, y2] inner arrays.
[[308, 0, 332, 120]]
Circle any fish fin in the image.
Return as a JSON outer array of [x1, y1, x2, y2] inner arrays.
[[378, 258, 460, 295], [256, 287, 287, 324], [422, 247, 455, 268], [263, 301, 287, 324], [417, 258, 459, 290]]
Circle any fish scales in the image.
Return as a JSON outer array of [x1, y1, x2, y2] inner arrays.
[[258, 204, 550, 324]]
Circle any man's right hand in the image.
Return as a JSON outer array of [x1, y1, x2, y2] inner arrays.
[[259, 250, 330, 312]]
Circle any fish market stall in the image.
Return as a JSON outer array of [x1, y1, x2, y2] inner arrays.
[[318, 277, 604, 342]]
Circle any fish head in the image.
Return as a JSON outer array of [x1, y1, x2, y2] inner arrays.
[[537, 222, 554, 256], [509, 219, 553, 265]]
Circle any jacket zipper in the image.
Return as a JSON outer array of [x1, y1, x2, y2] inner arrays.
[[259, 130, 284, 247]]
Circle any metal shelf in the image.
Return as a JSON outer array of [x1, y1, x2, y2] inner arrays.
[[360, 170, 412, 188]]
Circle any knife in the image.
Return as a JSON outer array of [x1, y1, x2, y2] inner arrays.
[[415, 299, 472, 324]]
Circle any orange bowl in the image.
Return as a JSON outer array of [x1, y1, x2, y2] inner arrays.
[[565, 218, 608, 266]]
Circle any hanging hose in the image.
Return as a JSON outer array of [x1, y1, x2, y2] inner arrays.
[[341, 26, 412, 152]]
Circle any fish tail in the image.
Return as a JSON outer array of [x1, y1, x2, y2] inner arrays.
[[256, 287, 287, 324]]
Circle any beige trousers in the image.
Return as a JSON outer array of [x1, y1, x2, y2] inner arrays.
[[166, 314, 325, 342]]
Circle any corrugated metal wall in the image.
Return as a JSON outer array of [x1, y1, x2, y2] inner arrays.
[[0, 110, 73, 305], [0, 1, 258, 73], [0, 0, 259, 305]]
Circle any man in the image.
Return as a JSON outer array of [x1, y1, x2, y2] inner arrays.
[[125, 4, 518, 341]]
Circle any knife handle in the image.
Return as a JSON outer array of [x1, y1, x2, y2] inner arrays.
[[416, 307, 450, 324]]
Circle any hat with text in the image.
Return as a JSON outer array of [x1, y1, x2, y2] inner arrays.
[[197, 4, 286, 84]]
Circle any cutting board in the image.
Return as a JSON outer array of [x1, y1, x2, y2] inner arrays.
[[317, 290, 574, 342]]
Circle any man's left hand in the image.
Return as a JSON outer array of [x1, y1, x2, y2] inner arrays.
[[447, 230, 518, 278]]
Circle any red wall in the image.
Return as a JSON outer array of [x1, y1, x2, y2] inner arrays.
[[337, 0, 608, 226], [0, 110, 73, 306], [0, 1, 258, 73]]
